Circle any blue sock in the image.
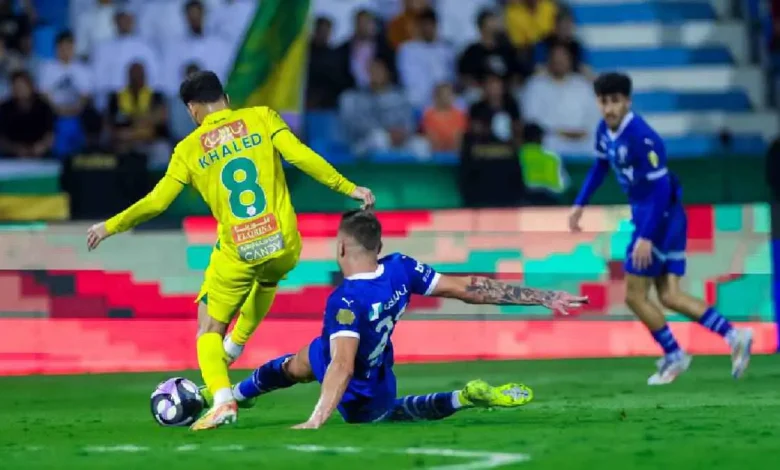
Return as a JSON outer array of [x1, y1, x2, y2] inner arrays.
[[650, 325, 682, 356], [698, 307, 734, 339], [385, 392, 460, 422], [235, 354, 295, 400]]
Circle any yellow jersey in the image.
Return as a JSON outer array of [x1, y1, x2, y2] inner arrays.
[[105, 106, 356, 264]]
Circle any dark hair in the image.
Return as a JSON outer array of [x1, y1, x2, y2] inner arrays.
[[185, 0, 203, 12], [10, 69, 33, 86], [340, 210, 382, 252], [179, 70, 225, 105], [354, 8, 373, 21], [418, 8, 437, 24], [593, 72, 632, 97], [477, 9, 495, 30], [523, 123, 544, 144], [56, 30, 74, 46], [315, 16, 333, 28]]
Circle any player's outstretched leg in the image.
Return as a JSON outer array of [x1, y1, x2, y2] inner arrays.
[[656, 274, 753, 378], [625, 275, 692, 385], [384, 380, 532, 422]]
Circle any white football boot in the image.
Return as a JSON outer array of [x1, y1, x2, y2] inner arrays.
[[729, 328, 753, 379], [647, 352, 692, 385]]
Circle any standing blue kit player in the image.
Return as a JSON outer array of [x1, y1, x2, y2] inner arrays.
[[202, 210, 587, 429], [568, 72, 753, 385]]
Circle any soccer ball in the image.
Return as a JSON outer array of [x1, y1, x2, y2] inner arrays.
[[150, 377, 205, 427]]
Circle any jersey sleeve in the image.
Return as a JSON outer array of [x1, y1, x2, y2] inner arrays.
[[324, 295, 363, 340], [629, 132, 667, 181], [593, 123, 607, 159], [263, 107, 357, 197], [629, 132, 671, 239], [165, 144, 191, 184], [104, 175, 185, 234], [397, 254, 440, 296]]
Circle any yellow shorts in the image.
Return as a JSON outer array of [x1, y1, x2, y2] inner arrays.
[[195, 243, 301, 324]]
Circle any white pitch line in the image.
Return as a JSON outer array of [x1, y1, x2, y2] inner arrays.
[[84, 445, 149, 453]]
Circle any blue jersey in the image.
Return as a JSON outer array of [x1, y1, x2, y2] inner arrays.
[[577, 112, 688, 277], [316, 253, 439, 390], [593, 112, 681, 205]]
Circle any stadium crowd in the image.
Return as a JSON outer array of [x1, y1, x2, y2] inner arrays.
[[0, 0, 598, 169]]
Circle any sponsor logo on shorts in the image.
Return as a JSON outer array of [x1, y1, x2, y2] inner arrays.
[[237, 232, 285, 262], [200, 120, 248, 151], [231, 215, 279, 245]]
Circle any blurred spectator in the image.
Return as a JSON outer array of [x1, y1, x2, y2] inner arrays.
[[458, 9, 527, 97], [504, 0, 558, 51], [106, 62, 169, 168], [138, 0, 195, 50], [518, 123, 569, 205], [437, 0, 496, 53], [421, 83, 467, 152], [307, 16, 353, 109], [313, 0, 376, 46], [17, 31, 38, 79], [336, 9, 396, 89], [75, 0, 118, 59], [160, 0, 231, 95], [536, 9, 589, 76], [374, 0, 404, 20], [468, 73, 522, 144], [208, 0, 257, 51], [386, 0, 428, 50], [169, 62, 199, 140], [0, 0, 32, 52], [0, 70, 55, 158], [0, 36, 23, 98], [522, 43, 597, 156], [397, 8, 455, 109], [39, 32, 94, 119], [339, 59, 428, 158], [92, 9, 161, 100]]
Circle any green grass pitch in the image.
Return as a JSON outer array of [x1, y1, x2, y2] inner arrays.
[[2, 356, 780, 469]]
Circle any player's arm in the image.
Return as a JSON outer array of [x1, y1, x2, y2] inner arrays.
[[264, 108, 374, 208], [633, 139, 671, 241], [295, 336, 358, 430], [431, 275, 587, 315], [573, 157, 609, 208], [87, 148, 189, 250]]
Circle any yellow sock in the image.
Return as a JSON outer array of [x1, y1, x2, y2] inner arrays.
[[197, 332, 231, 397], [230, 284, 277, 345]]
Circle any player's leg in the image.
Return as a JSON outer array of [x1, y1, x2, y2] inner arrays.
[[223, 247, 300, 363], [223, 281, 278, 363], [656, 274, 752, 378], [190, 252, 255, 430], [230, 340, 316, 403], [624, 218, 693, 384], [652, 205, 752, 378], [382, 380, 533, 422]]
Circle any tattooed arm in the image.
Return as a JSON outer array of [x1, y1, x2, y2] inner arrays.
[[431, 275, 587, 314]]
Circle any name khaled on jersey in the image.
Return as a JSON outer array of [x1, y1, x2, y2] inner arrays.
[[198, 119, 262, 170]]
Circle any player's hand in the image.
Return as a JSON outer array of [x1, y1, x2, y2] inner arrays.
[[86, 222, 110, 251], [543, 291, 589, 316], [291, 419, 322, 430], [350, 186, 375, 210], [632, 238, 653, 270], [568, 206, 584, 233]]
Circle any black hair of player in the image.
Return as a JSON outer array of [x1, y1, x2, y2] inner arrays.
[[179, 70, 225, 105], [340, 210, 382, 252], [56, 30, 74, 46], [10, 69, 33, 86], [523, 123, 544, 144], [593, 72, 632, 98], [418, 7, 437, 24], [476, 9, 495, 30]]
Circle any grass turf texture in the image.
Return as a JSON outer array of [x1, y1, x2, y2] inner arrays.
[[2, 356, 780, 469]]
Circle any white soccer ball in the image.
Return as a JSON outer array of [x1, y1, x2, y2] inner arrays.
[[150, 377, 205, 427]]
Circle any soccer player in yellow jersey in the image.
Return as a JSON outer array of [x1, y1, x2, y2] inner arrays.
[[86, 71, 375, 430]]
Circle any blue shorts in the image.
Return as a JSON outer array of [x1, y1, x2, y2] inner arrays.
[[308, 337, 397, 423], [625, 204, 687, 277]]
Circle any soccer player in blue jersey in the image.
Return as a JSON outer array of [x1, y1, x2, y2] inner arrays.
[[205, 210, 586, 429], [568, 72, 753, 385]]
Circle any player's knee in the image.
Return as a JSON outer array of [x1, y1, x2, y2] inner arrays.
[[282, 354, 314, 383], [658, 290, 683, 311], [625, 290, 648, 311]]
